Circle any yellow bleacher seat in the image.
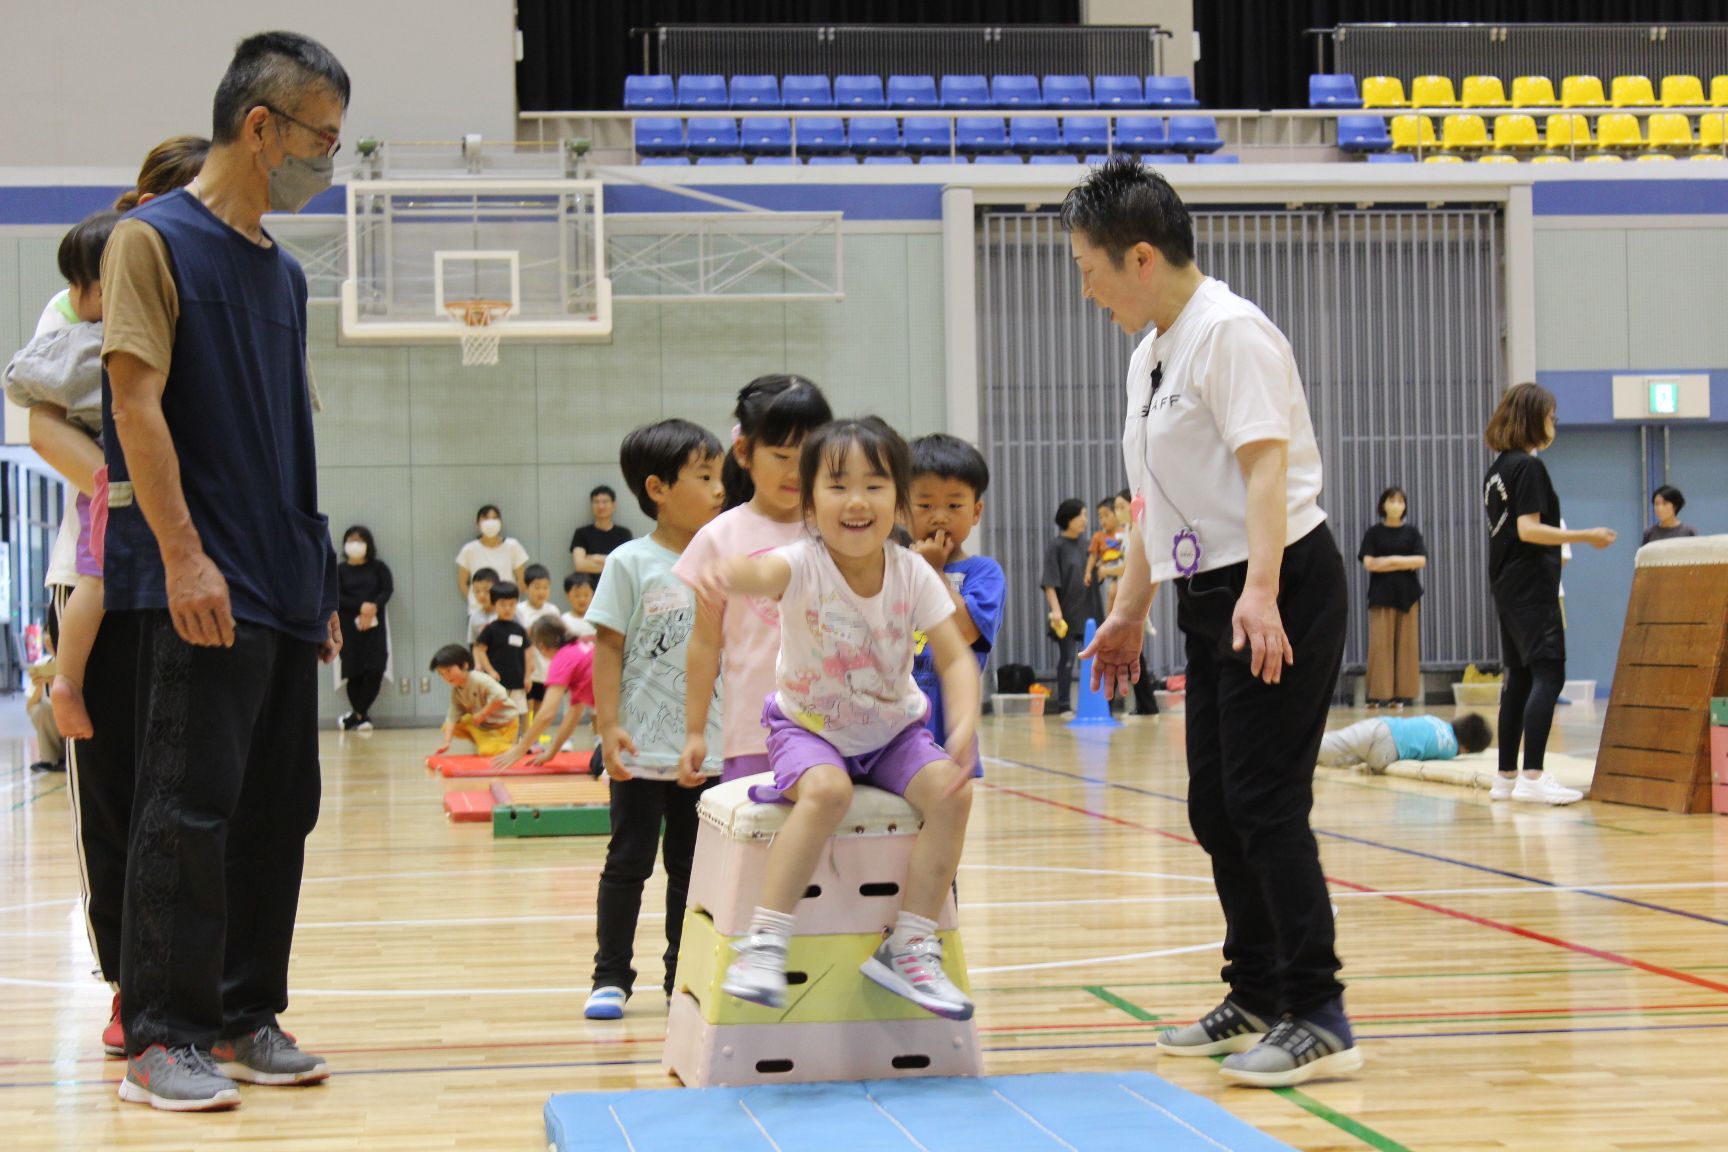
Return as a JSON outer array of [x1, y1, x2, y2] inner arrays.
[[1598, 113, 1645, 150], [1543, 114, 1594, 150], [1634, 153, 1674, 161], [1461, 76, 1507, 107], [1492, 114, 1540, 150], [1411, 75, 1458, 107], [1582, 153, 1624, 163], [1476, 154, 1518, 164], [1561, 75, 1607, 107], [1691, 152, 1726, 161], [1713, 76, 1728, 106], [1698, 113, 1727, 148], [1531, 154, 1573, 164], [1441, 114, 1490, 150], [1511, 76, 1557, 108], [1390, 114, 1437, 151], [1646, 113, 1694, 149], [1362, 76, 1407, 108], [1610, 75, 1657, 107], [1423, 154, 1465, 164], [1661, 75, 1705, 107]]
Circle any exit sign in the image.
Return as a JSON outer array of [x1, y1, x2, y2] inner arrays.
[[1648, 380, 1679, 415]]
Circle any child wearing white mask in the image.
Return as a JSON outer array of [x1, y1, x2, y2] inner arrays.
[[455, 503, 529, 611]]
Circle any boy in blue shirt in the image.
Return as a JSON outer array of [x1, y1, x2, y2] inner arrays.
[[908, 435, 1005, 774], [1319, 712, 1492, 771]]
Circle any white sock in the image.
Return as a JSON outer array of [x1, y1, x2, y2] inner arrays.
[[748, 907, 796, 945], [888, 911, 939, 951]]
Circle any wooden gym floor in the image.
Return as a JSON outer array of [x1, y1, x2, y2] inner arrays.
[[3, 704, 1725, 1151]]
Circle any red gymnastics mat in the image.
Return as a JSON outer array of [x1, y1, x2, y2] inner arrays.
[[443, 788, 496, 822], [427, 752, 592, 778]]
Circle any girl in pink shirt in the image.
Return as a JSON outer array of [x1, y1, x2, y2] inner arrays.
[[490, 616, 596, 770], [674, 375, 831, 781]]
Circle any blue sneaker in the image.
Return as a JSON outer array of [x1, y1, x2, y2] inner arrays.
[[584, 986, 626, 1020]]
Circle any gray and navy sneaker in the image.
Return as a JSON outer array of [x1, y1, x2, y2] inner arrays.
[[1156, 998, 1272, 1056], [212, 1025, 329, 1086], [117, 1044, 241, 1111], [1218, 1015, 1364, 1088]]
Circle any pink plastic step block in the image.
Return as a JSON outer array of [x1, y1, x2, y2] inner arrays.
[[686, 821, 958, 936], [662, 991, 983, 1087]]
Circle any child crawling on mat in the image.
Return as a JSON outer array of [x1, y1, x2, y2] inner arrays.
[[692, 417, 981, 1020], [431, 643, 521, 758], [1317, 712, 1492, 772]]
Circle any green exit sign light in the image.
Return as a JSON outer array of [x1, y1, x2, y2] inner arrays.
[[1648, 380, 1680, 416]]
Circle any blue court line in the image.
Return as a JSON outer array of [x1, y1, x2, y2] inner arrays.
[[986, 755, 1728, 930], [6, 781, 65, 813]]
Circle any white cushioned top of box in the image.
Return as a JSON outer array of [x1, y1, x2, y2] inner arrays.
[[699, 775, 924, 840], [1636, 534, 1728, 568]]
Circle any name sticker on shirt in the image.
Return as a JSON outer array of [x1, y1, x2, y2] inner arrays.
[[507, 634, 524, 647], [643, 586, 686, 617]]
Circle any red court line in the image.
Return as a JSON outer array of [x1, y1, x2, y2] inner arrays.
[[984, 780, 1728, 998]]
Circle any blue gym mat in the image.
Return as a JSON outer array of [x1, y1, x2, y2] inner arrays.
[[545, 1072, 1296, 1151]]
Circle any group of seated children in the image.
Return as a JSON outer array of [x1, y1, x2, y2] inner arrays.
[[431, 374, 1005, 1029]]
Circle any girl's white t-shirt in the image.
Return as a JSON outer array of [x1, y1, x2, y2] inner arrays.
[[1121, 277, 1327, 582], [772, 538, 955, 757]]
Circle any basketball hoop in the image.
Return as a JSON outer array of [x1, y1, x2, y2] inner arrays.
[[444, 299, 512, 366]]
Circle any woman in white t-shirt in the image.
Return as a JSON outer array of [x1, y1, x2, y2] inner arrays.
[[1062, 158, 1360, 1090], [455, 503, 529, 608]]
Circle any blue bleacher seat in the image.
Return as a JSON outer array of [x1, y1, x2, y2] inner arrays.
[[1094, 75, 1146, 108], [1367, 152, 1417, 163], [972, 154, 1024, 164], [678, 75, 729, 109], [624, 76, 675, 109], [1009, 116, 1064, 152], [633, 117, 685, 155], [1062, 116, 1111, 152], [992, 75, 1043, 107], [730, 75, 781, 108], [941, 75, 991, 108], [849, 116, 903, 153], [1141, 153, 1188, 165], [639, 156, 691, 166], [887, 75, 939, 109], [808, 155, 858, 166], [1337, 115, 1392, 153], [1115, 116, 1168, 149], [863, 155, 915, 164], [741, 117, 793, 155], [1145, 76, 1200, 109], [794, 117, 849, 153], [903, 117, 954, 155], [1030, 154, 1081, 164], [686, 116, 740, 155], [696, 156, 747, 166], [782, 75, 834, 108], [1193, 153, 1239, 164], [834, 75, 886, 109], [1043, 75, 1093, 108], [1309, 74, 1362, 108], [956, 116, 1009, 152], [1168, 115, 1224, 152], [751, 155, 797, 165]]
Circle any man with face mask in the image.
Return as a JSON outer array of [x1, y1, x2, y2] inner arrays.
[[100, 31, 348, 1111]]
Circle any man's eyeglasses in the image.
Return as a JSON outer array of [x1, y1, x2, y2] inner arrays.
[[265, 105, 341, 159]]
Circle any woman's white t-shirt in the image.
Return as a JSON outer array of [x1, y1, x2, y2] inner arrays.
[[1121, 277, 1326, 583], [773, 538, 955, 757], [455, 537, 529, 605]]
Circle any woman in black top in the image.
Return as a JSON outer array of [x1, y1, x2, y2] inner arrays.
[[337, 525, 394, 731], [1481, 384, 1615, 804], [1358, 487, 1427, 707], [1642, 485, 1698, 545]]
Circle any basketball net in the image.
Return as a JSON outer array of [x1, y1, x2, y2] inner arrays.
[[445, 300, 511, 367]]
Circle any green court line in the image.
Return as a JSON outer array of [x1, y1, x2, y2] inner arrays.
[[1082, 985, 1162, 1022], [7, 781, 65, 813]]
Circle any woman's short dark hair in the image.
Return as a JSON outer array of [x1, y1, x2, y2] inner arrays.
[[1059, 155, 1195, 269], [342, 524, 377, 563], [211, 31, 350, 145], [57, 211, 121, 289], [799, 417, 912, 522], [1377, 486, 1408, 519], [909, 433, 989, 497], [620, 418, 724, 520], [1653, 485, 1686, 514], [1485, 382, 1557, 453], [429, 644, 472, 671], [725, 374, 834, 509], [1054, 498, 1086, 529]]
